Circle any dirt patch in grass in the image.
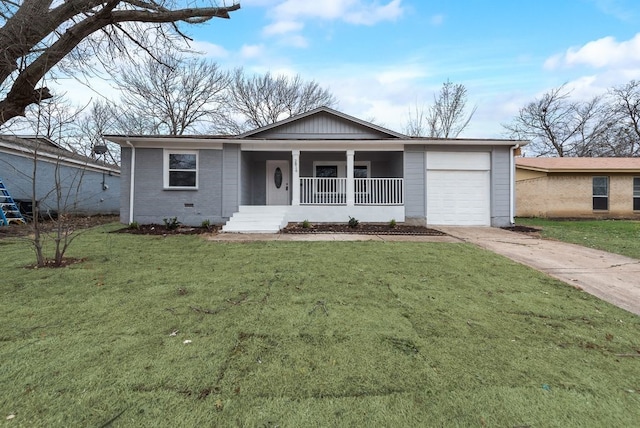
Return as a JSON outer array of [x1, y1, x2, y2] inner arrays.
[[28, 257, 87, 268], [282, 222, 446, 235]]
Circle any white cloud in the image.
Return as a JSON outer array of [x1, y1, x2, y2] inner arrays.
[[344, 0, 404, 25], [538, 32, 640, 111], [309, 62, 433, 132], [252, 0, 404, 25], [273, 0, 352, 20], [545, 33, 640, 69], [260, 0, 405, 46], [262, 20, 304, 36]]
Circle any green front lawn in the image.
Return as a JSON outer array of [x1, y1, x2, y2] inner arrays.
[[516, 218, 640, 259], [1, 224, 639, 426]]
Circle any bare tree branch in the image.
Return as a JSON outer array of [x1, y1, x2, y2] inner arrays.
[[607, 80, 640, 157], [0, 1, 240, 126], [113, 53, 230, 135], [503, 84, 616, 157], [227, 69, 337, 131], [404, 80, 476, 138]]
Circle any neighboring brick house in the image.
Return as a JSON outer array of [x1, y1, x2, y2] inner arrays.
[[515, 157, 640, 218]]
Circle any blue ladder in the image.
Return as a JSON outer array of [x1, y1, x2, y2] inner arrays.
[[0, 178, 26, 226]]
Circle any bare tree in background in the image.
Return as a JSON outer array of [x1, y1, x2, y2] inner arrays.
[[77, 100, 122, 164], [503, 85, 612, 157], [227, 70, 337, 132], [114, 54, 230, 135], [404, 102, 429, 137], [405, 80, 477, 138], [605, 80, 640, 157], [0, 0, 240, 127], [25, 94, 83, 148]]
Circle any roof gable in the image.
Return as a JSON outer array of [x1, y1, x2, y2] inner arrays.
[[239, 106, 406, 140]]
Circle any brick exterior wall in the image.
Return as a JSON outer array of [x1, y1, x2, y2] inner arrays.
[[516, 172, 640, 218]]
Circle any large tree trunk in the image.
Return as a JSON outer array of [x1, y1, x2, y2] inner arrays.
[[0, 1, 240, 126]]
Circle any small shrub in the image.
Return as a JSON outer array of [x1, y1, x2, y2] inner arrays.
[[163, 217, 180, 231], [201, 219, 211, 229], [128, 221, 140, 230], [389, 219, 397, 228], [348, 216, 359, 228], [302, 219, 311, 229]]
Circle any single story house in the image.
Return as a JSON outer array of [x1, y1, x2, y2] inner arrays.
[[0, 135, 121, 218], [516, 157, 640, 218], [106, 107, 527, 232]]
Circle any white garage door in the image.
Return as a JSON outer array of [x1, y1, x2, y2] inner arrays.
[[426, 152, 491, 226]]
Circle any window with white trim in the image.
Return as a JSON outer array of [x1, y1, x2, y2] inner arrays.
[[165, 150, 198, 189], [354, 165, 368, 178], [312, 161, 370, 178], [592, 176, 608, 210], [634, 177, 640, 211]]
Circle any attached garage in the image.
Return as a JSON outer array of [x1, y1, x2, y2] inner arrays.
[[426, 152, 492, 226]]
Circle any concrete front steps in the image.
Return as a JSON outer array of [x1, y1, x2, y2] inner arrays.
[[222, 206, 289, 233]]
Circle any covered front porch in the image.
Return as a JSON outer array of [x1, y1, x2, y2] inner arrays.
[[228, 148, 405, 230]]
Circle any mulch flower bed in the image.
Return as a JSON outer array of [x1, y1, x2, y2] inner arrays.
[[113, 224, 219, 235], [500, 225, 541, 234], [282, 223, 447, 235]]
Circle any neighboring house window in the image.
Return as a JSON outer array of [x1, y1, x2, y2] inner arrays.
[[592, 176, 608, 210], [634, 177, 640, 211], [165, 150, 198, 188]]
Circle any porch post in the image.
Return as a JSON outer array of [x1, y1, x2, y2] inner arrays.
[[346, 150, 355, 206], [292, 150, 300, 206]]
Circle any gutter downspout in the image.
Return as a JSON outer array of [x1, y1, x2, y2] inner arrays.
[[126, 140, 135, 224], [509, 144, 520, 225]]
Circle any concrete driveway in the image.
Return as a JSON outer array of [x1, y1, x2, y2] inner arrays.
[[438, 227, 640, 316]]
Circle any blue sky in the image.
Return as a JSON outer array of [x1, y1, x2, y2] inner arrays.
[[177, 0, 640, 137]]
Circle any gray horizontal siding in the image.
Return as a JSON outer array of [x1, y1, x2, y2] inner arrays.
[[1, 151, 120, 216]]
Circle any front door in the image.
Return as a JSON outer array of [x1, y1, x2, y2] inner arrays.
[[266, 160, 290, 205]]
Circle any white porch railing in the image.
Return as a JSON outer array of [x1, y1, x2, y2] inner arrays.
[[300, 177, 403, 205], [355, 178, 404, 205], [300, 177, 347, 204]]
